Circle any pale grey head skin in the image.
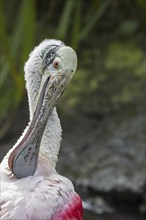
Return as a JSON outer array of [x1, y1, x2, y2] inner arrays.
[[8, 39, 77, 179]]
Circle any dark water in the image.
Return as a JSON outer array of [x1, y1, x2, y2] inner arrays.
[[84, 211, 145, 220]]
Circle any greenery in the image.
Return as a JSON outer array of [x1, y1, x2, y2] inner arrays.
[[0, 0, 145, 138]]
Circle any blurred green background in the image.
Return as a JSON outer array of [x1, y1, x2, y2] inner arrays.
[[0, 0, 145, 139]]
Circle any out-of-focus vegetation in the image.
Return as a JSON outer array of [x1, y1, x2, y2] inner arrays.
[[0, 0, 146, 138]]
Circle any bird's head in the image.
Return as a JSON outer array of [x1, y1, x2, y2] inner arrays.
[[8, 39, 77, 179], [25, 39, 77, 118]]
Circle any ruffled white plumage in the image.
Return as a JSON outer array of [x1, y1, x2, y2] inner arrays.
[[1, 173, 74, 220]]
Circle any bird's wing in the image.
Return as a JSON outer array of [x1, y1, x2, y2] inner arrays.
[[0, 174, 82, 220], [52, 193, 83, 220]]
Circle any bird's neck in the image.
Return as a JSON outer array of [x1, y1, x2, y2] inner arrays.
[[25, 65, 62, 175], [37, 108, 62, 175]]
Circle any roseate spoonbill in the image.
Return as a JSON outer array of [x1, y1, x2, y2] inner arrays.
[[1, 39, 83, 220]]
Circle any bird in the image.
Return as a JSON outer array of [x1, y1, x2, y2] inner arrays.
[[0, 39, 83, 220]]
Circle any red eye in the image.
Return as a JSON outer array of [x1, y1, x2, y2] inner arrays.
[[54, 61, 59, 68]]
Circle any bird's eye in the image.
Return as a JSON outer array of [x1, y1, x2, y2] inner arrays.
[[53, 60, 59, 69]]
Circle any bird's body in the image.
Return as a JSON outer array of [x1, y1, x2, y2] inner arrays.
[[1, 172, 82, 219], [0, 39, 83, 219]]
